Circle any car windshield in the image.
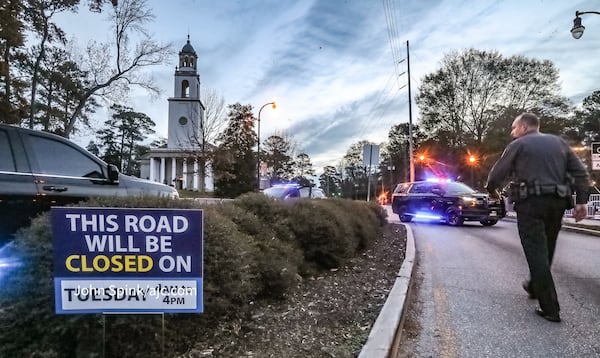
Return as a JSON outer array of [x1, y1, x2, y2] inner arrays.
[[263, 187, 288, 198], [299, 187, 325, 198], [439, 182, 476, 195]]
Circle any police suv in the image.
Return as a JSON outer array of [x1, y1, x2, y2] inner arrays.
[[391, 179, 505, 226]]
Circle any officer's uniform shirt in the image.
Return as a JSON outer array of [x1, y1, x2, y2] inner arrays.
[[487, 131, 589, 204]]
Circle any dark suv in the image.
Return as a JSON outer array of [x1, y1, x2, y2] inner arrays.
[[0, 124, 178, 237], [391, 179, 505, 226]]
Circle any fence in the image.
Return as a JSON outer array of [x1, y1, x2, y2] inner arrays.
[[564, 194, 600, 218]]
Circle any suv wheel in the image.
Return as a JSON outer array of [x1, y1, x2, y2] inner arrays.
[[446, 209, 464, 226], [480, 219, 498, 226], [398, 206, 412, 222]]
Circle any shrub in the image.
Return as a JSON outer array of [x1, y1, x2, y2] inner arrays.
[[215, 202, 303, 298], [286, 199, 355, 270], [328, 199, 384, 250], [234, 193, 296, 244]]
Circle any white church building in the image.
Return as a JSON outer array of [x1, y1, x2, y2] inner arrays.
[[140, 37, 214, 191]]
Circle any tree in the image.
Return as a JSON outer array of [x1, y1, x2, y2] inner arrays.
[[193, 88, 227, 191], [23, 0, 79, 129], [212, 103, 256, 198], [0, 0, 121, 128], [85, 140, 100, 156], [573, 90, 600, 186], [149, 137, 167, 148], [62, 0, 171, 137], [0, 0, 28, 125], [339, 140, 370, 199], [201, 88, 227, 145], [97, 104, 155, 175], [261, 134, 295, 184], [34, 47, 99, 133], [384, 122, 425, 184], [416, 49, 564, 149], [293, 153, 315, 178], [319, 165, 341, 197], [578, 90, 600, 143]]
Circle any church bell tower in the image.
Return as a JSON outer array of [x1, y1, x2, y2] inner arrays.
[[167, 36, 204, 149]]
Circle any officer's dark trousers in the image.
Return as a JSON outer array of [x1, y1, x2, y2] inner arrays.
[[515, 195, 567, 315]]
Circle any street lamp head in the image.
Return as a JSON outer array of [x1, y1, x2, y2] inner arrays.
[[571, 15, 585, 39], [271, 102, 276, 110]]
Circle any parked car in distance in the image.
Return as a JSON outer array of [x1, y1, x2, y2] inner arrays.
[[299, 186, 326, 199], [391, 178, 505, 226], [0, 124, 179, 237], [263, 184, 302, 200], [263, 184, 326, 200]]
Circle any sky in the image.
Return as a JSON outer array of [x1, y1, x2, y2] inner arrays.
[[56, 0, 600, 172]]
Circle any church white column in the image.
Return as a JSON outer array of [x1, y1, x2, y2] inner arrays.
[[149, 157, 155, 182], [193, 159, 199, 190], [160, 157, 166, 184], [182, 159, 188, 189], [171, 157, 177, 186]]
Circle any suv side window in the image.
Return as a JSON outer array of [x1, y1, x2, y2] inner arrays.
[[410, 183, 433, 194], [29, 134, 104, 178], [393, 183, 411, 194], [0, 130, 15, 171]]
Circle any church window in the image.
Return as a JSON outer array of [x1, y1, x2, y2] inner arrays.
[[181, 80, 189, 98], [179, 116, 188, 125]]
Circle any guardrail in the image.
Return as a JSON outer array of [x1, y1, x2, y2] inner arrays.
[[505, 194, 600, 219]]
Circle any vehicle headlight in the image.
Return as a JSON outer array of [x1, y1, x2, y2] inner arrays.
[[461, 196, 477, 207]]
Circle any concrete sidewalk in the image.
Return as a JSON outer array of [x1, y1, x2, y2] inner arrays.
[[506, 211, 600, 236]]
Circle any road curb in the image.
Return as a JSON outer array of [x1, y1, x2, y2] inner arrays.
[[358, 219, 416, 358]]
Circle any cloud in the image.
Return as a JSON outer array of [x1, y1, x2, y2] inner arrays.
[[57, 0, 600, 173]]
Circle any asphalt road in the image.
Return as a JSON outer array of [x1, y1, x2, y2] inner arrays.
[[398, 218, 600, 358]]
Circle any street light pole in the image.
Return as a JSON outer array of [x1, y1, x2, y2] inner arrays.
[[256, 102, 276, 190], [571, 10, 600, 39]]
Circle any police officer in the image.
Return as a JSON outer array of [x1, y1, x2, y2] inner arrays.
[[486, 112, 589, 323]]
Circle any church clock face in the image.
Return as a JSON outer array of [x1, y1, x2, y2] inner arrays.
[[178, 116, 188, 125]]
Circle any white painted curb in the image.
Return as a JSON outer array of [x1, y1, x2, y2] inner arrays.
[[358, 218, 416, 358]]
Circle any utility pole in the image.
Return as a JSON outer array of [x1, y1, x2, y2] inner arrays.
[[407, 40, 415, 182]]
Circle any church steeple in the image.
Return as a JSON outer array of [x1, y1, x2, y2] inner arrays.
[[178, 35, 197, 70]]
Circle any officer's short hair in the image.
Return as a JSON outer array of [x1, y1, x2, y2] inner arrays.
[[518, 112, 540, 129]]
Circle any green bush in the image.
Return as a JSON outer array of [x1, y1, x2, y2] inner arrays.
[[234, 192, 296, 244], [286, 199, 355, 270], [215, 202, 302, 298], [328, 199, 384, 250]]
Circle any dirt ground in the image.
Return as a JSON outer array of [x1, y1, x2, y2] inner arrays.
[[180, 222, 407, 358]]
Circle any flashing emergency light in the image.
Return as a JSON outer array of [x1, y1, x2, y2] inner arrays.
[[426, 177, 453, 183]]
